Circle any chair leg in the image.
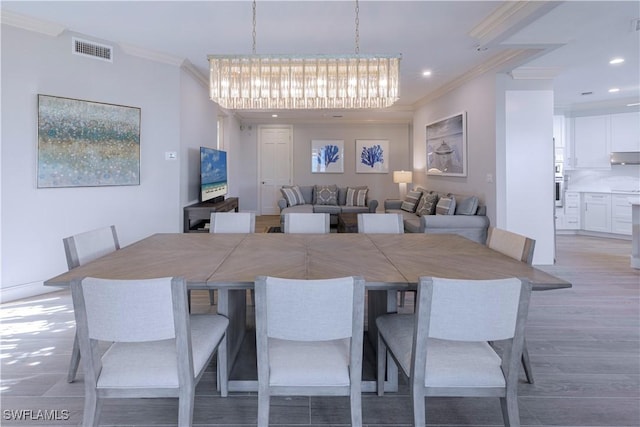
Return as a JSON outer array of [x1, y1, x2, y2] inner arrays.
[[412, 390, 426, 427], [178, 387, 195, 427], [257, 390, 270, 427], [82, 389, 101, 427], [67, 332, 81, 383], [376, 334, 386, 396], [500, 393, 521, 427], [350, 386, 363, 427], [209, 290, 216, 306], [399, 290, 406, 307], [521, 339, 534, 384], [249, 289, 255, 306], [217, 335, 228, 397]]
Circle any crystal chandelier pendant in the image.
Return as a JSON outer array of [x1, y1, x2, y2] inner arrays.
[[208, 54, 400, 110], [208, 0, 401, 110]]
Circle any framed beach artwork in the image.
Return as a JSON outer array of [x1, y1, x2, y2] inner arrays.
[[37, 94, 141, 188], [356, 139, 389, 174], [426, 112, 467, 177], [311, 139, 344, 173]]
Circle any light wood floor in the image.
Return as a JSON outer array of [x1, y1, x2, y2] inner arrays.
[[1, 224, 639, 426]]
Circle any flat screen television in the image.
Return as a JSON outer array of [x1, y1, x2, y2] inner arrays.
[[200, 146, 228, 203]]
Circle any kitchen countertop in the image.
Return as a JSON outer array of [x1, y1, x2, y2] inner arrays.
[[565, 188, 640, 194]]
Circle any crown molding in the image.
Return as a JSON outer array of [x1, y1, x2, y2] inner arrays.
[[181, 60, 208, 88], [469, 1, 559, 48], [412, 48, 543, 108], [0, 9, 65, 37], [119, 42, 184, 67]]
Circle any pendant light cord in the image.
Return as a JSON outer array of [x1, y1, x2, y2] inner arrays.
[[252, 0, 257, 54], [355, 0, 360, 54]]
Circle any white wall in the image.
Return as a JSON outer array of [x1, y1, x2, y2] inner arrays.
[[1, 24, 211, 301], [179, 69, 219, 222], [412, 72, 498, 224], [234, 122, 411, 212], [503, 90, 555, 264], [413, 72, 556, 264]]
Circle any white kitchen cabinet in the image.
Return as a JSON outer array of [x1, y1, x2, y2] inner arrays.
[[562, 191, 580, 230], [611, 112, 640, 152], [572, 115, 611, 168], [612, 194, 633, 235], [583, 193, 611, 232]]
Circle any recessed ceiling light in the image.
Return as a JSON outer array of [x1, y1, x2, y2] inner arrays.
[[271, 114, 278, 118], [422, 70, 432, 77], [627, 102, 640, 107], [608, 88, 620, 93], [609, 57, 625, 65]]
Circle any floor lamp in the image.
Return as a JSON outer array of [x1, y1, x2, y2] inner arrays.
[[393, 170, 413, 200]]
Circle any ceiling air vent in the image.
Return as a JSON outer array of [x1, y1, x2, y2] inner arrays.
[[72, 37, 112, 62]]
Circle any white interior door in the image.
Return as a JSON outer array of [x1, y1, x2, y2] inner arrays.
[[259, 126, 292, 215]]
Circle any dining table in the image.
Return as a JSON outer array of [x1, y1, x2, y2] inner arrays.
[[45, 232, 571, 392]]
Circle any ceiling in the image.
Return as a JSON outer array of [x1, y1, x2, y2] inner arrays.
[[2, 1, 639, 122]]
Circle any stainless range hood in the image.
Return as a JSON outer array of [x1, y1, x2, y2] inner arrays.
[[610, 151, 640, 165]]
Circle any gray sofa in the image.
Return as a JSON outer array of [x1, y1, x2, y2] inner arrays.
[[278, 185, 378, 226], [384, 187, 489, 243]]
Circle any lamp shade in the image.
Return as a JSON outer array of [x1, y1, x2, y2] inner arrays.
[[393, 170, 413, 184]]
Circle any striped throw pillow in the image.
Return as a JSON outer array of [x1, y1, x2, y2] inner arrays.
[[345, 187, 368, 207], [400, 190, 422, 212], [435, 194, 456, 215], [280, 185, 305, 207]]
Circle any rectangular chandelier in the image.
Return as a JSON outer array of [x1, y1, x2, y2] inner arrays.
[[208, 54, 401, 110]]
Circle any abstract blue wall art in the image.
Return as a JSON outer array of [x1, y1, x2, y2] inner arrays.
[[37, 94, 141, 188], [311, 140, 344, 173], [356, 140, 389, 173]]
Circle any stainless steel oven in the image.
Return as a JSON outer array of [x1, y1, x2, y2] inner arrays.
[[555, 178, 564, 207]]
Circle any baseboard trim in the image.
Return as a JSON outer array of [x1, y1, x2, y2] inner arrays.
[[0, 281, 60, 304]]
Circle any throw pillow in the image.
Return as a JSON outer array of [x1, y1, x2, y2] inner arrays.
[[400, 190, 422, 213], [345, 187, 368, 207], [455, 196, 479, 215], [315, 184, 338, 205], [435, 194, 456, 215], [415, 192, 439, 216], [280, 185, 305, 207]]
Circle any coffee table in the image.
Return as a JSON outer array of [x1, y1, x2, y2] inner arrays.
[[337, 212, 358, 233]]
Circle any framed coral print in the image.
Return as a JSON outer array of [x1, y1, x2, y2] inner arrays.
[[37, 94, 141, 188], [426, 112, 467, 177], [356, 139, 389, 173], [311, 139, 344, 173]]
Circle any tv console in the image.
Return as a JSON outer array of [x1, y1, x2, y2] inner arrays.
[[183, 197, 239, 233]]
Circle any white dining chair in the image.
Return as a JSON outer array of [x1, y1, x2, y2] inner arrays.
[[210, 211, 256, 233], [255, 275, 365, 427], [486, 227, 536, 265], [63, 225, 120, 383], [210, 211, 256, 305], [376, 276, 532, 427], [357, 213, 408, 306], [70, 276, 229, 427], [357, 213, 404, 234], [283, 212, 330, 233], [63, 225, 120, 270], [486, 226, 537, 383]]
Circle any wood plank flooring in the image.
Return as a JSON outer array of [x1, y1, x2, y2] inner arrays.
[[1, 223, 638, 426]]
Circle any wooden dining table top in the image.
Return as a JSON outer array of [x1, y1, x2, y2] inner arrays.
[[44, 232, 571, 291]]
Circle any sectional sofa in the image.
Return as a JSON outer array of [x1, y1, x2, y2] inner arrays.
[[384, 186, 490, 243], [278, 184, 378, 226]]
